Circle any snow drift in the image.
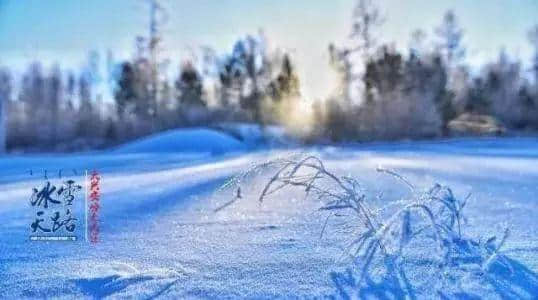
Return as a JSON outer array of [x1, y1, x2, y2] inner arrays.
[[212, 123, 296, 148], [114, 128, 247, 155]]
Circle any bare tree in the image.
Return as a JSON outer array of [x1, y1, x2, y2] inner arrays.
[[409, 29, 427, 57], [528, 25, 538, 95], [350, 0, 384, 59], [47, 65, 62, 146], [435, 10, 465, 69], [330, 0, 384, 103], [0, 68, 11, 153], [329, 44, 354, 103], [147, 0, 168, 125]]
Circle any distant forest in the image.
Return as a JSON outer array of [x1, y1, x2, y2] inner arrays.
[[1, 0, 538, 152]]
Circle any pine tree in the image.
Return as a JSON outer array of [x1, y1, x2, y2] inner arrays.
[[218, 34, 273, 124], [175, 61, 205, 108], [466, 78, 490, 114], [114, 62, 137, 118], [19, 63, 46, 145], [269, 54, 300, 102]]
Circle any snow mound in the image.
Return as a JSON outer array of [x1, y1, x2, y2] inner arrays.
[[114, 128, 247, 155], [448, 113, 506, 136], [212, 122, 297, 147]]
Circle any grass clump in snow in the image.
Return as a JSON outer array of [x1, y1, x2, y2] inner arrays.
[[215, 155, 512, 292]]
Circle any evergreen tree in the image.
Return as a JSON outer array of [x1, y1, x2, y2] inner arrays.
[[115, 62, 137, 118], [19, 63, 46, 145], [114, 61, 152, 120], [269, 54, 300, 102], [465, 78, 490, 114], [175, 61, 205, 108], [66, 72, 76, 111], [218, 57, 237, 108], [218, 33, 273, 124]]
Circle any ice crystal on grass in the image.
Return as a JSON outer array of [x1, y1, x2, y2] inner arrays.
[[216, 155, 512, 294]]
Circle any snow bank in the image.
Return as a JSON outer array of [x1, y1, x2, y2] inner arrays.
[[212, 122, 297, 148], [114, 128, 247, 155]]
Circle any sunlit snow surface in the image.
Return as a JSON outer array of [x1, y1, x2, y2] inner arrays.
[[1, 137, 537, 298]]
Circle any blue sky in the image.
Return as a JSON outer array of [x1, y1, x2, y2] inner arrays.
[[1, 0, 537, 99]]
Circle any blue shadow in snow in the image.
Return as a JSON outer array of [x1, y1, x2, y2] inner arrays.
[[330, 254, 538, 299]]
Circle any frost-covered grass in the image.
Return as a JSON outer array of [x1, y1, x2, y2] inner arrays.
[[217, 154, 523, 297]]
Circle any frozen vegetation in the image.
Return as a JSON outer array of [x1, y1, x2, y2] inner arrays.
[[0, 129, 537, 298]]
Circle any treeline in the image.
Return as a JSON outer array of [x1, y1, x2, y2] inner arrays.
[[312, 4, 538, 141], [0, 33, 299, 151], [1, 1, 538, 152]]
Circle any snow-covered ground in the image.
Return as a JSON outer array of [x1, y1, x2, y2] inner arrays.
[[1, 132, 537, 298], [113, 128, 248, 155]]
